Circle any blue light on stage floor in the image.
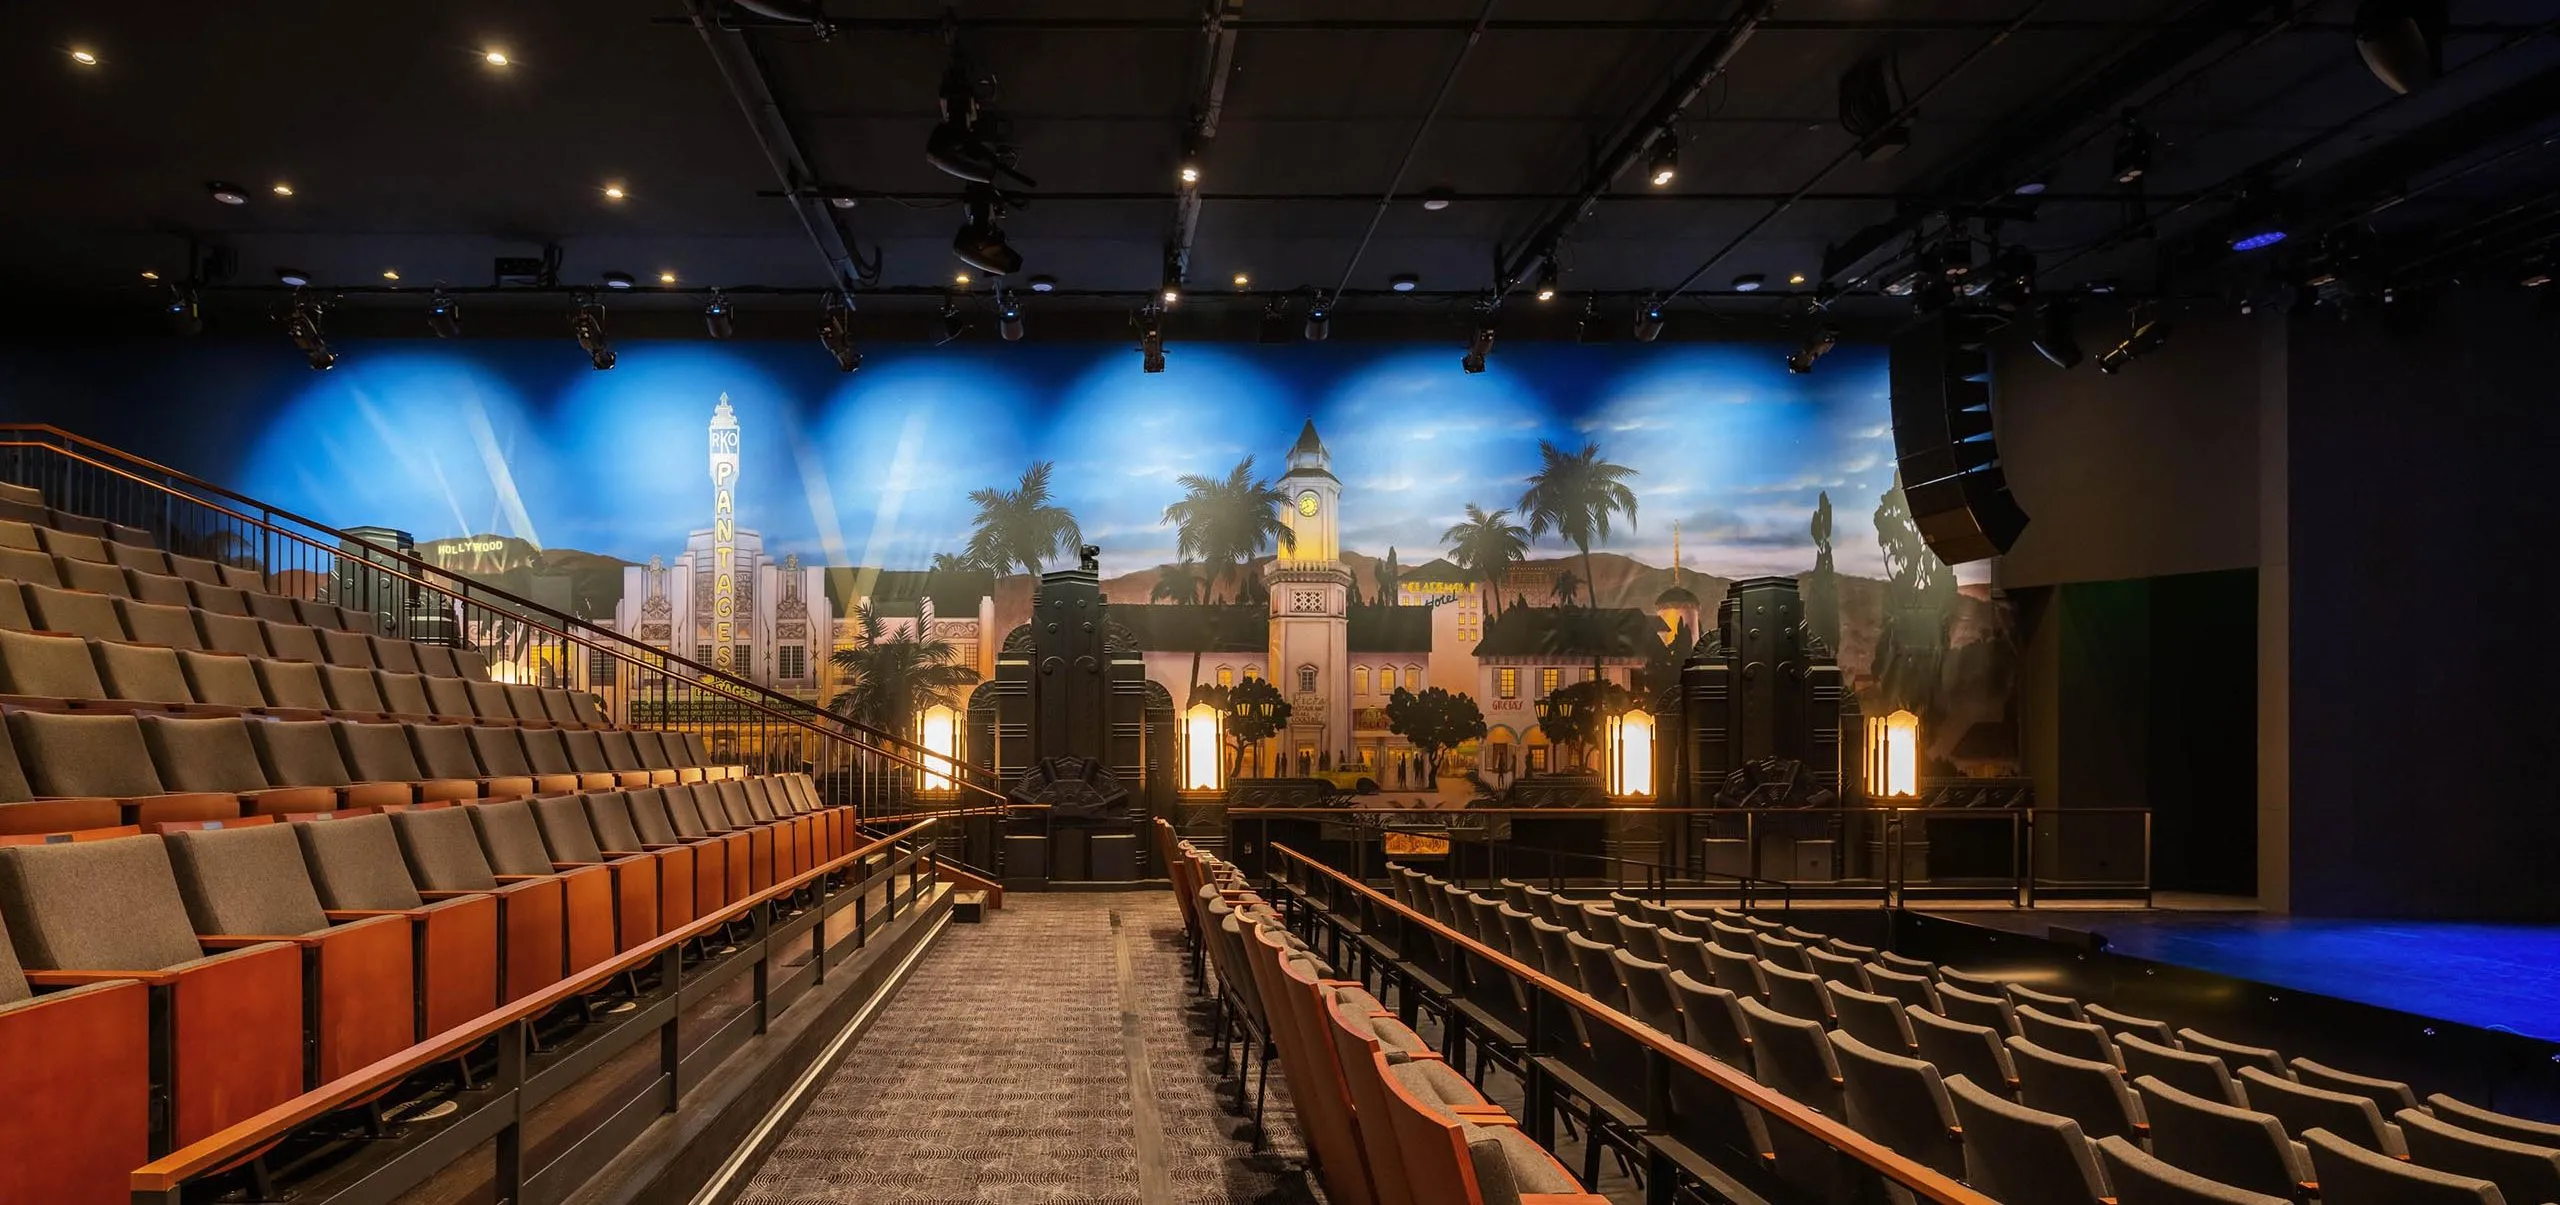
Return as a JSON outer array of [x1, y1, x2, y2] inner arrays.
[[2096, 916, 2560, 1041]]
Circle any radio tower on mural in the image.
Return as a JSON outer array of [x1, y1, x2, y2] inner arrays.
[[708, 395, 741, 670]]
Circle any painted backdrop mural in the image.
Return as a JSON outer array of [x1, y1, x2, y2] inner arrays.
[[0, 337, 2015, 780]]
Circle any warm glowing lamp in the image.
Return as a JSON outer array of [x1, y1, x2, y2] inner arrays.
[[1869, 708, 1920, 798], [1183, 702, 1223, 791], [1607, 707, 1656, 798], [917, 703, 959, 790]]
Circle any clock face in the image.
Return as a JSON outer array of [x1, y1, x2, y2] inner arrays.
[[1296, 490, 1320, 517]]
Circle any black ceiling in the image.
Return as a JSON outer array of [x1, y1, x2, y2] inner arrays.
[[5, 0, 2556, 335]]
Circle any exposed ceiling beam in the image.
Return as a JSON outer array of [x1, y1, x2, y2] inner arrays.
[[1167, 0, 1247, 293], [1491, 0, 1775, 301], [657, 14, 2544, 35], [686, 0, 878, 292], [775, 187, 2193, 204]]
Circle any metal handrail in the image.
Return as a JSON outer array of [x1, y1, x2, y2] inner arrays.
[[1440, 835, 1797, 913], [1270, 842, 1998, 1205], [0, 426, 1005, 805]]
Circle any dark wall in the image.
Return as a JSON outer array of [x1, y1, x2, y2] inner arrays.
[[2287, 289, 2558, 920]]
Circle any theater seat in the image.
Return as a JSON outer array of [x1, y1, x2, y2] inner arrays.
[[7, 709, 245, 827], [469, 724, 568, 794], [160, 819, 417, 1082], [619, 787, 731, 915], [412, 643, 460, 678], [0, 908, 150, 1205], [538, 792, 692, 936], [335, 719, 475, 803], [138, 713, 343, 817], [466, 797, 627, 967], [387, 806, 568, 1003], [177, 649, 271, 710], [245, 717, 414, 811], [292, 812, 499, 1038], [405, 722, 532, 799], [0, 833, 303, 1148]]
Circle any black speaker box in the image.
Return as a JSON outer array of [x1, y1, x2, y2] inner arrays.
[[1889, 310, 2030, 563]]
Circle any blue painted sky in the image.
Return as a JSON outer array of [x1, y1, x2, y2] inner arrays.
[[218, 338, 1899, 580]]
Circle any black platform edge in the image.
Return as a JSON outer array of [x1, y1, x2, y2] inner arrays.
[[568, 883, 957, 1205], [1895, 909, 2560, 1123]]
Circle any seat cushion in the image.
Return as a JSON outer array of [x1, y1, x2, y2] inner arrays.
[[8, 710, 164, 796], [140, 715, 274, 793], [389, 806, 501, 891], [0, 834, 205, 971], [294, 813, 427, 911]]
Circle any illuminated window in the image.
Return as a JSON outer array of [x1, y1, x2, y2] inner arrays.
[[1216, 666, 1234, 688], [1379, 666, 1396, 692], [777, 645, 805, 680], [1540, 667, 1560, 694], [1407, 664, 1423, 691], [1355, 666, 1370, 695], [1297, 664, 1318, 694], [1498, 668, 1518, 699], [1243, 666, 1260, 680], [1583, 666, 1596, 682], [695, 644, 712, 665]]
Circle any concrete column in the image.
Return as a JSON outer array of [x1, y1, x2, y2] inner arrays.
[[2255, 317, 2291, 913]]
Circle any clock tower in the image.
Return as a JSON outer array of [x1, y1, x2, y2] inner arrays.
[[1265, 420, 1352, 766]]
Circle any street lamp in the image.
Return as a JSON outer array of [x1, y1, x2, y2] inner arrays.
[[1183, 702, 1223, 791], [1867, 709, 1920, 798], [1607, 707, 1656, 798]]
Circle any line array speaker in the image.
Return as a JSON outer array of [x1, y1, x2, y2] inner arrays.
[[1888, 309, 2029, 563]]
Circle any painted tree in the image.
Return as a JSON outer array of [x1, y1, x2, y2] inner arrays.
[[1207, 675, 1293, 777], [1150, 560, 1209, 606], [1872, 473, 1958, 722], [1518, 439, 1639, 612], [1803, 490, 1842, 653], [1534, 677, 1632, 772], [1552, 569, 1584, 607], [963, 461, 1081, 577], [1443, 504, 1528, 619], [825, 602, 981, 740], [1375, 546, 1401, 606], [929, 550, 983, 575], [1384, 686, 1487, 783], [1163, 456, 1295, 604]]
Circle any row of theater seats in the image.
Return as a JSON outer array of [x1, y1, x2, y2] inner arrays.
[[1166, 830, 1610, 1205], [0, 768, 847, 1205], [0, 482, 165, 554], [1398, 869, 2560, 1205]]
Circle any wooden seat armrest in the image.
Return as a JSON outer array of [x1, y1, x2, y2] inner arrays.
[[492, 874, 555, 885], [323, 909, 420, 921], [419, 889, 498, 901], [1450, 1105, 1516, 1122], [26, 968, 182, 987], [1521, 1195, 1615, 1204], [552, 861, 607, 870], [200, 933, 321, 949]]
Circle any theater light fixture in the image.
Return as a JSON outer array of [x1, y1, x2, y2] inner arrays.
[[602, 182, 627, 202], [1732, 273, 1766, 293], [271, 183, 295, 198], [381, 269, 400, 282], [2097, 311, 2171, 374], [1420, 188, 1454, 211], [1462, 300, 1497, 374], [140, 270, 159, 281], [2013, 181, 2048, 196], [1028, 275, 1057, 293], [819, 292, 861, 372], [274, 266, 311, 287], [1232, 272, 1250, 288], [956, 273, 972, 286], [166, 285, 201, 336], [1177, 132, 1204, 186], [70, 48, 100, 67], [998, 288, 1024, 341], [2230, 229, 2288, 252], [285, 292, 335, 371], [208, 181, 249, 206], [1303, 293, 1331, 341], [1135, 305, 1167, 373], [570, 294, 614, 370], [1390, 273, 1419, 293], [2355, 0, 2447, 95], [483, 48, 511, 68], [658, 270, 677, 285], [1789, 273, 1808, 285], [2112, 116, 2154, 184], [601, 270, 634, 290], [428, 290, 462, 338], [702, 290, 733, 340], [1534, 261, 1559, 303], [1633, 297, 1665, 342], [1785, 323, 1840, 374], [953, 183, 1022, 276], [2031, 300, 2082, 369], [938, 295, 967, 344], [1647, 132, 1678, 187]]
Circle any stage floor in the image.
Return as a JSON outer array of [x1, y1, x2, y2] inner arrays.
[[1926, 910, 2560, 1043]]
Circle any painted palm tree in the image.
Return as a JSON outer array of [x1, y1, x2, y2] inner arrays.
[[825, 603, 980, 743], [1552, 569, 1583, 607], [928, 550, 983, 575], [1162, 456, 1295, 603], [1150, 560, 1209, 606], [964, 461, 1082, 577], [1442, 503, 1528, 620], [1517, 440, 1639, 611]]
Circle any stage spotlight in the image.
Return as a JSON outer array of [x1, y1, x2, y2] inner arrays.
[[2522, 267, 2553, 289], [1647, 132, 1678, 187], [1633, 298, 1665, 342], [1462, 302, 1497, 373], [428, 290, 462, 338], [70, 48, 100, 67], [165, 285, 202, 336], [569, 295, 614, 370], [284, 292, 335, 371], [1177, 132, 1204, 186], [998, 288, 1025, 341], [1421, 187, 1455, 211], [275, 266, 311, 288], [2355, 0, 2446, 95], [2030, 300, 2082, 369], [2112, 116, 2154, 184], [819, 292, 861, 373], [1028, 275, 1057, 293], [953, 184, 1023, 276], [1135, 306, 1166, 373], [207, 181, 249, 206], [703, 290, 734, 340], [1785, 324, 1839, 374], [1257, 297, 1292, 344], [1732, 273, 1766, 293], [2096, 311, 2171, 374], [1534, 261, 1558, 303], [1303, 294, 1331, 341]]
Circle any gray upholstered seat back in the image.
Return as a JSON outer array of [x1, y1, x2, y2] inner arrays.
[[2238, 1066, 2406, 1155], [533, 795, 608, 863], [2177, 1028, 2288, 1077], [254, 657, 332, 710], [570, 692, 610, 727], [467, 799, 557, 876], [335, 720, 424, 781], [503, 684, 547, 722], [105, 540, 169, 574], [251, 718, 356, 787], [93, 640, 194, 703], [585, 791, 650, 852], [452, 648, 491, 680], [8, 710, 165, 797], [714, 779, 756, 826], [2122, 1033, 2245, 1106], [1740, 995, 1845, 1113], [1705, 943, 1766, 997], [317, 628, 374, 667], [1831, 1029, 1965, 1179], [538, 688, 581, 725], [1830, 980, 1917, 1054], [165, 554, 223, 585], [2396, 1106, 2560, 1205], [1613, 948, 1681, 1035], [2021, 1003, 2121, 1066], [1946, 1072, 2110, 1205], [165, 822, 332, 937], [422, 673, 476, 718], [140, 714, 274, 793], [596, 730, 641, 770], [464, 679, 512, 720], [408, 722, 482, 779], [2011, 1034, 2147, 1142], [320, 663, 386, 712], [24, 584, 123, 639], [411, 643, 459, 678], [261, 620, 326, 663], [742, 778, 779, 821], [560, 729, 611, 773], [177, 649, 268, 708], [389, 806, 501, 891], [1562, 931, 1624, 1009], [661, 787, 710, 837], [56, 557, 132, 597], [376, 671, 431, 717], [0, 834, 206, 971], [1862, 963, 1941, 1012], [196, 609, 268, 657], [117, 597, 203, 649], [469, 725, 535, 775], [294, 813, 426, 910], [1938, 982, 2019, 1034], [189, 583, 253, 617], [290, 598, 344, 630], [2305, 1126, 2502, 1205], [1911, 1005, 2017, 1097], [2087, 1002, 2180, 1049], [36, 528, 110, 563], [2134, 1074, 2310, 1200], [1762, 960, 1834, 1022], [629, 731, 675, 770], [2098, 1134, 2292, 1205], [245, 591, 301, 625], [369, 637, 419, 675], [681, 732, 710, 765], [0, 628, 108, 697], [518, 728, 573, 774], [0, 910, 29, 1005]]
